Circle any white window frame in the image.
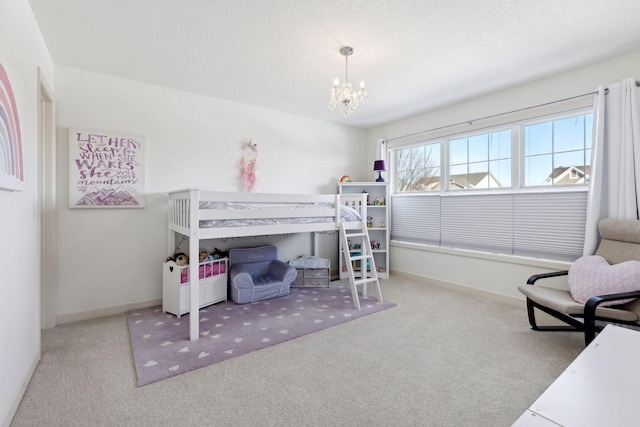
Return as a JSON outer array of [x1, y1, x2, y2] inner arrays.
[[518, 108, 592, 190], [389, 107, 593, 262], [394, 140, 443, 193], [445, 127, 514, 191]]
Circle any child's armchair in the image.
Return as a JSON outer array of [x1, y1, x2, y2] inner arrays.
[[228, 245, 297, 304]]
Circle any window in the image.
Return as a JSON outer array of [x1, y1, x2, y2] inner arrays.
[[390, 109, 593, 262], [394, 111, 592, 193], [524, 114, 592, 186], [449, 129, 511, 190], [395, 143, 440, 192]]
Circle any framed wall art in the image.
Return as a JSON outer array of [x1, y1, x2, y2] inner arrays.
[[69, 128, 145, 208], [0, 61, 24, 192]]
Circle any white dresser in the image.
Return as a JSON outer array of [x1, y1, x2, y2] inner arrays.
[[512, 325, 640, 426]]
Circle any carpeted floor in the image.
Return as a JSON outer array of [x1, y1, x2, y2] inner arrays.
[[127, 284, 395, 386], [12, 277, 584, 427]]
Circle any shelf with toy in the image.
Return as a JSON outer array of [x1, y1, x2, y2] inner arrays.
[[337, 181, 390, 280]]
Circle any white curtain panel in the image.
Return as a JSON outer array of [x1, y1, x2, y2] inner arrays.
[[377, 138, 386, 160], [584, 77, 640, 255]]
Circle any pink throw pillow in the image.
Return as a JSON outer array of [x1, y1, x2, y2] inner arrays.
[[568, 255, 640, 306]]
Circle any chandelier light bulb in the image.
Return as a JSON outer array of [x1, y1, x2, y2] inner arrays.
[[328, 46, 368, 118]]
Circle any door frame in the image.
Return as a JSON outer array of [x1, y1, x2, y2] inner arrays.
[[38, 68, 56, 330]]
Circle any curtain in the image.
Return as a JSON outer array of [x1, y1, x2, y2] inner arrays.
[[584, 77, 640, 255], [377, 138, 386, 160]]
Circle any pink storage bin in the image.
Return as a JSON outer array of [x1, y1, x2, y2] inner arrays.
[[180, 259, 227, 284]]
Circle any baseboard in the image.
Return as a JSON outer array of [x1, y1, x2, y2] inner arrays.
[[389, 269, 523, 307], [1, 348, 40, 427], [56, 298, 162, 325]]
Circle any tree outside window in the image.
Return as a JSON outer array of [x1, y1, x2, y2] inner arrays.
[[395, 143, 440, 192]]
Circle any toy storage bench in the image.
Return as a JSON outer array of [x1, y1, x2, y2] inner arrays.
[[162, 258, 228, 317], [289, 257, 330, 288]]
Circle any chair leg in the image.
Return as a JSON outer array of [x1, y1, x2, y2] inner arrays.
[[584, 318, 597, 346], [526, 299, 586, 332], [526, 298, 541, 330], [526, 298, 610, 347]]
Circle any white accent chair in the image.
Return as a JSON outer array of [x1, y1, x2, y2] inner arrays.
[[518, 219, 640, 346]]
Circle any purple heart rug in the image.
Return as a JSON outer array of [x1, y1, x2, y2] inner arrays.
[[126, 284, 395, 386]]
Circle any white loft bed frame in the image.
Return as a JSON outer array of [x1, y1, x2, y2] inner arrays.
[[167, 189, 368, 340]]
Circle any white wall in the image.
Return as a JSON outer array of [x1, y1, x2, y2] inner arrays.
[[367, 50, 640, 300], [54, 65, 367, 321], [0, 0, 54, 425]]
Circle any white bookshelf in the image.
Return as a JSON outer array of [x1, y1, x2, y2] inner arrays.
[[338, 182, 390, 279]]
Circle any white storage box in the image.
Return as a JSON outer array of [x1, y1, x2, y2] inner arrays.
[[162, 257, 228, 317]]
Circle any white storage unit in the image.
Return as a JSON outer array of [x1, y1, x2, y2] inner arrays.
[[162, 258, 228, 317], [338, 182, 389, 279], [289, 257, 331, 288], [512, 325, 640, 426]]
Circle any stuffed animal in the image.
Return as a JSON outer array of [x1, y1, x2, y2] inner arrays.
[[174, 253, 189, 266], [212, 247, 229, 259], [165, 252, 189, 266], [199, 250, 213, 263]]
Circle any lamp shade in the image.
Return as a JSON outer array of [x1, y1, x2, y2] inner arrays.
[[373, 160, 387, 171], [373, 160, 387, 182]]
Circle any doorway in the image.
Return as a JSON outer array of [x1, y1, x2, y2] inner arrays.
[[38, 68, 56, 330]]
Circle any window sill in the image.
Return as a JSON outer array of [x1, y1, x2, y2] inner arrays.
[[390, 240, 572, 270], [392, 186, 588, 197]]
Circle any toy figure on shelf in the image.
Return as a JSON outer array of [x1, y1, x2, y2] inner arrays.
[[367, 216, 374, 228], [362, 189, 370, 205]]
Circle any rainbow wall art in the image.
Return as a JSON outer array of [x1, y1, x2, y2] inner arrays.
[[0, 62, 23, 191]]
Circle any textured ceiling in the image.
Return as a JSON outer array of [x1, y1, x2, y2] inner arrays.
[[28, 0, 640, 129]]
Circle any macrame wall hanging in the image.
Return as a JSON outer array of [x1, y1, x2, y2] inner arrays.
[[240, 138, 257, 192]]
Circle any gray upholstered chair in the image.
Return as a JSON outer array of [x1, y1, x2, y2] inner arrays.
[[228, 245, 297, 304], [518, 219, 640, 346]]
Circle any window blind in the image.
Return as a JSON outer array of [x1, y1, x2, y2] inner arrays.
[[513, 192, 587, 261], [440, 194, 514, 253], [391, 195, 440, 245], [391, 190, 587, 262]]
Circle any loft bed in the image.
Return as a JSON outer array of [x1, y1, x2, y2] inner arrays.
[[166, 189, 369, 340]]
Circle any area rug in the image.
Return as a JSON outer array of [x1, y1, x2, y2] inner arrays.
[[127, 284, 395, 386]]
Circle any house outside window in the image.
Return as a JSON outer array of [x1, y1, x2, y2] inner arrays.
[[390, 108, 593, 262]]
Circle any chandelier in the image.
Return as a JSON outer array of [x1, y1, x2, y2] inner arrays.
[[328, 46, 367, 118]]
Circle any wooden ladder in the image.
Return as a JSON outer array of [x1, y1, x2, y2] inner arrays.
[[339, 221, 383, 309]]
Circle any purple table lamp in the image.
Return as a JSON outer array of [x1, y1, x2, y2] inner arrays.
[[374, 160, 387, 182]]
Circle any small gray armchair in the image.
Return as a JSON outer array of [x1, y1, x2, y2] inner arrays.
[[228, 245, 297, 304], [518, 219, 640, 346]]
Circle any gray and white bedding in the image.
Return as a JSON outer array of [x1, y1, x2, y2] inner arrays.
[[198, 202, 362, 228]]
